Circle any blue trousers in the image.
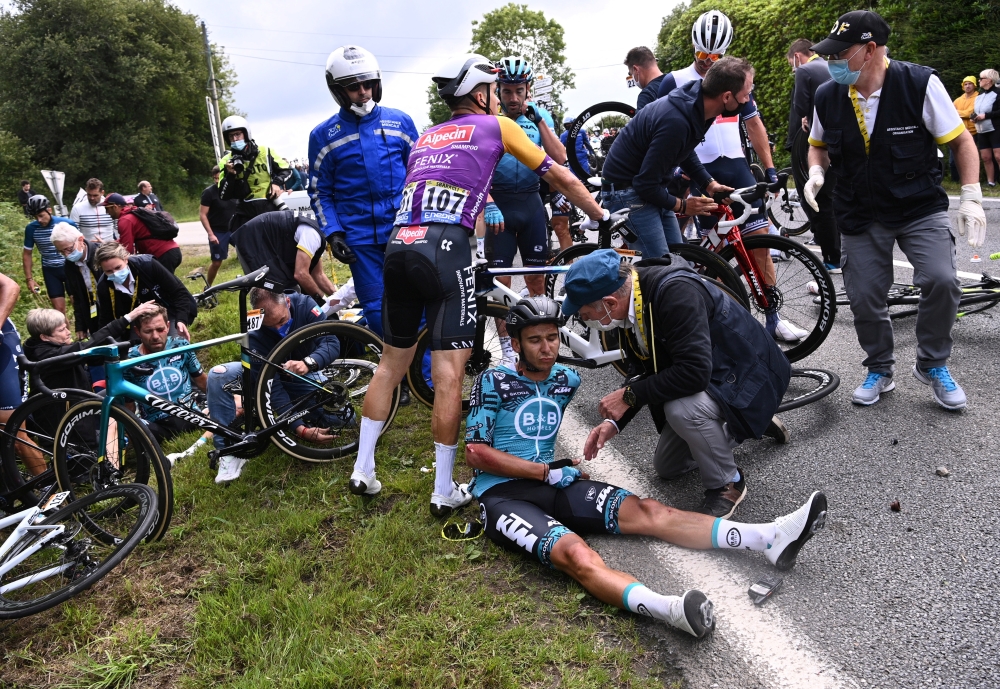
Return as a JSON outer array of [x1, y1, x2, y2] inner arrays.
[[347, 243, 386, 338], [601, 187, 681, 258]]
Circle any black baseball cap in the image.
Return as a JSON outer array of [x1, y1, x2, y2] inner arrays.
[[811, 11, 891, 56]]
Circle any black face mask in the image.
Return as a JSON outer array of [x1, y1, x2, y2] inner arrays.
[[722, 94, 742, 116]]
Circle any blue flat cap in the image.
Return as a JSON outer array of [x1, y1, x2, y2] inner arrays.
[[561, 249, 627, 316]]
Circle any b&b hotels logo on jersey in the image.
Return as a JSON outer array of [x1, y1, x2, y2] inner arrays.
[[416, 124, 476, 150], [396, 226, 429, 244], [514, 398, 561, 440]]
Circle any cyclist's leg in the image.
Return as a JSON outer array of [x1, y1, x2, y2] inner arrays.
[[601, 187, 667, 258], [484, 196, 520, 363], [551, 214, 572, 251], [207, 230, 232, 285], [706, 157, 774, 279], [207, 361, 242, 453], [41, 264, 67, 314], [510, 192, 549, 296], [346, 243, 386, 338]]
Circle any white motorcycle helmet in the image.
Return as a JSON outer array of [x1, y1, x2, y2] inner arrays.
[[221, 115, 252, 147], [691, 10, 734, 55], [433, 54, 499, 112], [326, 45, 382, 115]]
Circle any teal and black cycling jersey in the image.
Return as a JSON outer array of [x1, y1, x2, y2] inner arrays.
[[465, 363, 580, 497], [491, 105, 555, 194]]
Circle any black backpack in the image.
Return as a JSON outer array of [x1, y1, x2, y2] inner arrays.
[[132, 206, 179, 240]]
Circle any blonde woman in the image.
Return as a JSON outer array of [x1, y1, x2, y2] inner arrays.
[[972, 68, 1000, 186]]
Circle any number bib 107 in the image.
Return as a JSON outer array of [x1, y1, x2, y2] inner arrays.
[[419, 180, 470, 225]]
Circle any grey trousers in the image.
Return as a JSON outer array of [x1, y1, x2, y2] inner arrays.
[[652, 392, 739, 491], [841, 212, 961, 374]]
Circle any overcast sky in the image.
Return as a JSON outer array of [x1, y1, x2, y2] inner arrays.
[[171, 0, 686, 163]]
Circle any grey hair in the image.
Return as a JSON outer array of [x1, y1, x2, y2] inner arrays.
[[26, 308, 68, 337], [249, 287, 285, 309], [93, 241, 130, 265], [585, 264, 632, 310], [981, 69, 1000, 84], [50, 222, 82, 245]]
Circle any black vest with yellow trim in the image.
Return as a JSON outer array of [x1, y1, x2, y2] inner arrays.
[[813, 60, 948, 235]]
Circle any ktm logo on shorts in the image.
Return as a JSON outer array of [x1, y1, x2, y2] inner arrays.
[[396, 226, 429, 244], [415, 124, 476, 150]]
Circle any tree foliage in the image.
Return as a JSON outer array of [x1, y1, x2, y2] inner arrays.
[[657, 0, 1000, 161], [425, 3, 574, 125], [0, 131, 36, 203], [0, 0, 237, 199]]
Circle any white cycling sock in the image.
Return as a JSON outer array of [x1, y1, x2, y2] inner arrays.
[[711, 518, 775, 551], [476, 237, 485, 256], [354, 416, 384, 477], [433, 442, 458, 496], [499, 336, 515, 362], [622, 583, 680, 623]]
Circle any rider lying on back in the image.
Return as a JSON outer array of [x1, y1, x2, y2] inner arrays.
[[465, 296, 828, 638]]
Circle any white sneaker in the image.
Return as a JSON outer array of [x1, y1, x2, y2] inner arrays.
[[765, 491, 828, 571], [666, 590, 715, 638], [772, 318, 809, 342], [215, 456, 247, 484], [348, 469, 382, 496], [430, 482, 473, 518]]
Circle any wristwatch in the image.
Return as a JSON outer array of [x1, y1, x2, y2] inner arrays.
[[622, 386, 637, 408], [303, 356, 319, 372]]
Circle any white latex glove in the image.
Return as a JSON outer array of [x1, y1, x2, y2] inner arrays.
[[957, 183, 987, 248], [803, 165, 825, 212], [580, 208, 611, 232]]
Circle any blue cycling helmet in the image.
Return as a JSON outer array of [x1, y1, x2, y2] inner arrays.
[[498, 56, 534, 84]]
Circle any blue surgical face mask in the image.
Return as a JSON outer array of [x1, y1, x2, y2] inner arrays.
[[828, 46, 866, 85], [276, 316, 293, 337], [67, 247, 84, 262], [110, 267, 131, 285], [230, 139, 247, 152]]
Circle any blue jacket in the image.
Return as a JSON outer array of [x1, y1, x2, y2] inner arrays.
[[308, 104, 418, 245], [560, 128, 593, 176]]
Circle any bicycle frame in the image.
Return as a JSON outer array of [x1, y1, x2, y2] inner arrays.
[[696, 204, 775, 312], [0, 492, 70, 593], [475, 266, 624, 368]]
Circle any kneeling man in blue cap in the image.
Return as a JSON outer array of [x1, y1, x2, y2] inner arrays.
[[564, 249, 791, 517]]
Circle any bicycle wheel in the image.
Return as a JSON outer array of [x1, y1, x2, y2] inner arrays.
[[0, 390, 101, 509], [406, 302, 510, 413], [719, 235, 836, 363], [565, 102, 635, 181], [0, 483, 157, 620], [668, 243, 750, 309], [52, 400, 173, 542], [777, 368, 841, 413], [956, 288, 1000, 318], [256, 320, 399, 463], [767, 191, 811, 236]]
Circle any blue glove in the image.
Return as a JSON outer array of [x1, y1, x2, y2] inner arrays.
[[484, 202, 504, 227], [765, 167, 778, 184], [546, 465, 582, 488]]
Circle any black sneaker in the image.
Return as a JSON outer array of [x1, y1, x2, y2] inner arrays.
[[695, 468, 747, 518], [399, 381, 411, 407], [764, 415, 790, 444]]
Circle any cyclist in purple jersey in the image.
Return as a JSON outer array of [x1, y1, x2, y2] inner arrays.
[[350, 54, 610, 519]]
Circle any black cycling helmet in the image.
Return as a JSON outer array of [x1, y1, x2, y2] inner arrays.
[[27, 194, 51, 216], [505, 296, 564, 338]]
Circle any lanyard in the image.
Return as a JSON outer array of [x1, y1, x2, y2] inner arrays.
[[848, 85, 871, 155], [630, 269, 651, 361]]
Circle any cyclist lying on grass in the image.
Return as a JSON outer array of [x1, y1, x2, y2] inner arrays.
[[464, 297, 827, 638]]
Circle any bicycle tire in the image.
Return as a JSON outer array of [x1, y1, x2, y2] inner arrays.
[[0, 483, 157, 620], [0, 389, 101, 508], [52, 400, 173, 543], [956, 290, 1000, 317], [719, 234, 836, 363], [565, 102, 635, 181], [406, 302, 510, 413], [777, 368, 840, 412], [255, 320, 399, 463], [668, 243, 751, 309]]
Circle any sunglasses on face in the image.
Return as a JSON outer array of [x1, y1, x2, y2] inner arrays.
[[345, 80, 378, 93], [695, 51, 724, 62]]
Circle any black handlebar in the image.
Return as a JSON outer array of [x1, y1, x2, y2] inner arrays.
[[196, 266, 270, 300], [711, 172, 789, 205]]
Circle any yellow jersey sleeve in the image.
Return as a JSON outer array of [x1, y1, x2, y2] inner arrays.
[[497, 116, 554, 175]]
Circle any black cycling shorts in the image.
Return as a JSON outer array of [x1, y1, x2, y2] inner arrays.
[[383, 223, 477, 350], [976, 129, 1000, 150], [0, 319, 27, 411], [478, 479, 633, 568], [486, 191, 549, 268], [702, 157, 769, 234]]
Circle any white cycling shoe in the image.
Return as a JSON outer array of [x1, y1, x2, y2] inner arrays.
[[765, 491, 828, 571], [348, 469, 382, 496], [667, 590, 715, 638], [430, 482, 473, 518], [772, 318, 809, 342], [215, 456, 247, 484]]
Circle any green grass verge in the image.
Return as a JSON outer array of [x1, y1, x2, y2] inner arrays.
[[0, 209, 678, 688]]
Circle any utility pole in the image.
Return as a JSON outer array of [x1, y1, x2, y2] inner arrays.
[[202, 21, 225, 162]]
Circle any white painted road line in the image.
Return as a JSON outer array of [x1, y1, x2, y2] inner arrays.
[[558, 409, 853, 689]]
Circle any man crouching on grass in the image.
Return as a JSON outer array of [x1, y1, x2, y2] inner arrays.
[[464, 297, 828, 638]]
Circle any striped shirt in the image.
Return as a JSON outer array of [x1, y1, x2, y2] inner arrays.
[[70, 198, 116, 242], [24, 216, 73, 268]]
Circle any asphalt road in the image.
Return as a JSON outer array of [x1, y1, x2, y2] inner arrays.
[[554, 197, 1000, 688]]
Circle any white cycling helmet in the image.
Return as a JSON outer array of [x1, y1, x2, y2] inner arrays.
[[221, 115, 251, 144], [326, 45, 382, 110], [691, 10, 734, 55], [433, 54, 499, 99]]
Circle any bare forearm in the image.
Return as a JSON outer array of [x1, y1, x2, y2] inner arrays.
[[745, 117, 774, 168], [465, 442, 546, 480], [539, 124, 567, 164], [0, 275, 20, 322], [950, 131, 980, 185], [22, 250, 33, 280], [807, 146, 830, 171], [199, 207, 212, 233]]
